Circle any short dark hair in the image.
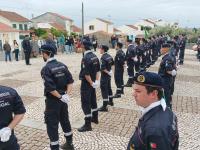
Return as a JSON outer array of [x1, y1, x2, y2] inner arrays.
[[42, 51, 54, 57], [145, 86, 163, 99], [117, 42, 123, 49]]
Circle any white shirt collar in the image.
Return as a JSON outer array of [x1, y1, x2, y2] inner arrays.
[[47, 57, 56, 63], [140, 98, 167, 116], [84, 50, 92, 56]]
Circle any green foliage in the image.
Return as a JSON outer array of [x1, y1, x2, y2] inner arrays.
[[40, 32, 49, 39], [30, 27, 68, 39], [34, 28, 47, 37], [70, 32, 78, 37], [149, 26, 200, 43], [141, 26, 152, 32], [50, 28, 68, 37]]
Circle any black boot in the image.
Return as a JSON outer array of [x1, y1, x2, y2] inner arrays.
[[60, 135, 74, 150], [98, 101, 108, 112], [60, 141, 74, 150], [108, 97, 114, 106], [121, 87, 124, 95], [113, 89, 121, 98], [91, 111, 99, 124], [78, 118, 92, 132], [112, 93, 121, 98]]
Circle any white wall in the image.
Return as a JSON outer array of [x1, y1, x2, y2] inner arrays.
[[37, 22, 52, 29], [65, 20, 73, 34], [117, 25, 144, 37], [0, 32, 20, 51], [85, 19, 113, 35], [108, 24, 114, 34]]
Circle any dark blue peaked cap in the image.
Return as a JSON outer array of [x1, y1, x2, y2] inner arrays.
[[82, 40, 92, 47], [134, 72, 163, 88], [41, 44, 55, 54]]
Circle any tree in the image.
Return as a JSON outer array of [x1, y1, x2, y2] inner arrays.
[[34, 28, 47, 37], [50, 28, 68, 37], [149, 26, 200, 43]]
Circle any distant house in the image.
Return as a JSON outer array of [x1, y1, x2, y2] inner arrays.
[[134, 19, 156, 30], [84, 18, 114, 35], [31, 12, 73, 34], [0, 10, 31, 39], [154, 19, 179, 28], [71, 25, 81, 35], [36, 22, 66, 31], [0, 22, 20, 51]]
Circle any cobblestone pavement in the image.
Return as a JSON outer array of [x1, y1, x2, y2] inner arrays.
[[0, 49, 200, 150]]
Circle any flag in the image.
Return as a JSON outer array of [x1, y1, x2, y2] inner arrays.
[[144, 28, 148, 39]]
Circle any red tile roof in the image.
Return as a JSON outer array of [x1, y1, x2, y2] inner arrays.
[[96, 18, 113, 24], [0, 22, 19, 32], [72, 25, 81, 33], [126, 25, 138, 30], [48, 12, 73, 21], [0, 10, 30, 22], [49, 23, 66, 31]]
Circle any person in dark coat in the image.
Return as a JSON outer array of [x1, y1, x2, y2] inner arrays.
[[22, 35, 32, 65], [127, 72, 179, 150]]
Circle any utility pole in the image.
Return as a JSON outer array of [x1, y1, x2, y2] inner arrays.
[[82, 0, 84, 36]]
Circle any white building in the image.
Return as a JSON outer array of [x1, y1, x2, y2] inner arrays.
[[31, 12, 73, 34], [117, 25, 144, 38], [84, 18, 114, 35], [0, 10, 31, 50], [0, 22, 20, 51], [134, 19, 156, 30]]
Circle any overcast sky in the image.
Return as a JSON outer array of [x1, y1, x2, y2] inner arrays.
[[0, 0, 200, 28]]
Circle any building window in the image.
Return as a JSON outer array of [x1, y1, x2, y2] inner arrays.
[[89, 25, 94, 30], [12, 24, 17, 28], [24, 24, 28, 30], [19, 24, 23, 30]]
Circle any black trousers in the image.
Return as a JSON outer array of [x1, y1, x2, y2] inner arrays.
[[0, 134, 19, 150], [162, 77, 172, 109], [81, 81, 98, 120], [198, 50, 200, 60], [114, 69, 124, 94], [100, 76, 113, 104], [127, 61, 134, 78], [44, 98, 72, 150], [24, 51, 31, 65], [152, 49, 158, 62], [14, 49, 19, 61], [179, 48, 185, 63]]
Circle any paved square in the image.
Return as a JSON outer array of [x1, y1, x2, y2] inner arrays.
[[0, 49, 200, 149]]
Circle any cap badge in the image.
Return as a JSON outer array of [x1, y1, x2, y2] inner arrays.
[[137, 75, 145, 83]]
